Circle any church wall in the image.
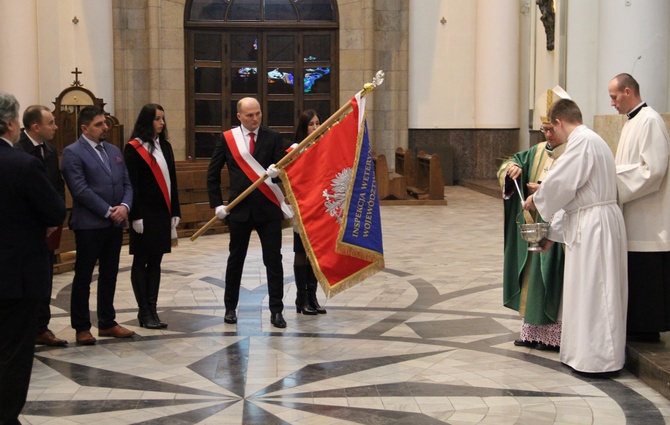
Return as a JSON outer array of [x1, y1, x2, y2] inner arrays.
[[111, 0, 407, 164], [407, 0, 519, 181], [0, 1, 115, 120], [113, 0, 186, 159]]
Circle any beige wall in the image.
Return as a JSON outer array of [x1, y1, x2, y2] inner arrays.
[[595, 113, 670, 156], [112, 0, 408, 163]]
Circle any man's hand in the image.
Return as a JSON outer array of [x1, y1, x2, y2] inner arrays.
[[46, 226, 58, 237], [506, 163, 522, 180], [266, 164, 280, 179], [132, 219, 144, 234], [109, 205, 129, 225], [527, 182, 540, 194], [215, 205, 229, 220], [538, 238, 554, 252], [523, 195, 536, 211]]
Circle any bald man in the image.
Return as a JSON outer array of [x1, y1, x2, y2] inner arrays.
[[609, 73, 670, 342], [207, 98, 291, 328]]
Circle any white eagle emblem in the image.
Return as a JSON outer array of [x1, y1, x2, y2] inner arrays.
[[322, 168, 352, 223]]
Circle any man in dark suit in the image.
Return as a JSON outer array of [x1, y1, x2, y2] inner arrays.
[[0, 92, 66, 425], [14, 105, 68, 347], [207, 97, 291, 328], [61, 106, 134, 345]]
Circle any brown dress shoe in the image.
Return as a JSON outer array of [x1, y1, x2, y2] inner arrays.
[[36, 330, 68, 347], [98, 325, 135, 338], [76, 330, 97, 345]]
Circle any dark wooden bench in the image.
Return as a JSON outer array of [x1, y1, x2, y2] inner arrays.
[[406, 151, 444, 200], [374, 153, 406, 200], [395, 147, 415, 186]]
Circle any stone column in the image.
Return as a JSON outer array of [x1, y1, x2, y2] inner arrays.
[[0, 0, 39, 112], [371, 0, 409, 162], [474, 0, 519, 128], [596, 0, 669, 114]]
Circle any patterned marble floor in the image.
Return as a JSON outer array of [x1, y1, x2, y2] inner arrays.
[[21, 186, 670, 424]]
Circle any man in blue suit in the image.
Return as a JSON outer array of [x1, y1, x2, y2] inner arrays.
[[61, 106, 134, 345], [0, 92, 66, 425]]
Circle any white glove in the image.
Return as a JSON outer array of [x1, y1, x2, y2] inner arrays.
[[132, 219, 144, 234], [215, 205, 229, 219], [171, 216, 180, 228], [266, 164, 280, 179], [287, 143, 299, 152]]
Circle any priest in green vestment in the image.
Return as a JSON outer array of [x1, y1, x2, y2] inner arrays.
[[497, 88, 569, 350]]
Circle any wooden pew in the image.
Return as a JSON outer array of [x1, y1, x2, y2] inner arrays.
[[175, 164, 229, 237], [374, 154, 406, 200], [406, 151, 444, 200], [394, 147, 415, 186]]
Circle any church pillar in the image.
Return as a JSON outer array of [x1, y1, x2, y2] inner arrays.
[[596, 0, 669, 114], [474, 0, 519, 128], [0, 1, 39, 112]]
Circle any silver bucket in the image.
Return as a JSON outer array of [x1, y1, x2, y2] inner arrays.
[[517, 212, 550, 252]]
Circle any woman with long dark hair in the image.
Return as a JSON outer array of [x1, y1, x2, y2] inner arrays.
[[124, 104, 180, 329], [293, 109, 326, 315]]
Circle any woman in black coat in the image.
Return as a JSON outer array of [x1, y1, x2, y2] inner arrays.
[[293, 109, 326, 315], [124, 104, 180, 329]]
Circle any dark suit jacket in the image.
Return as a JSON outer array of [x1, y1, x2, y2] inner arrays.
[[207, 126, 285, 223], [124, 139, 181, 255], [61, 136, 133, 230], [0, 140, 66, 299], [14, 130, 65, 200]]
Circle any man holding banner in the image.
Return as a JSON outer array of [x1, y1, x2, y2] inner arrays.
[[207, 97, 293, 329]]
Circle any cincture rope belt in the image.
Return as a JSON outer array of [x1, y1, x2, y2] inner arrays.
[[564, 200, 617, 247]]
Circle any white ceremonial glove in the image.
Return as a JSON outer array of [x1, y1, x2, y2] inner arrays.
[[287, 143, 299, 152], [132, 219, 144, 234], [266, 164, 280, 179], [171, 216, 180, 228], [215, 205, 229, 220]]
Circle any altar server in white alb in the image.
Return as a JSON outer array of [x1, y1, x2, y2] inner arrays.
[[523, 99, 628, 374], [608, 73, 670, 343]]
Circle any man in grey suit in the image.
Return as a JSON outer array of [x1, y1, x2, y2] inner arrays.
[[0, 92, 66, 425], [15, 105, 68, 347], [61, 106, 134, 345]]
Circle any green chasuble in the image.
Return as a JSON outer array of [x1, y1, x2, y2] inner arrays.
[[497, 142, 565, 326]]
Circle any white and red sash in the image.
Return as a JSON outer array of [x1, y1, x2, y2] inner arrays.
[[129, 139, 171, 214], [223, 127, 293, 219]]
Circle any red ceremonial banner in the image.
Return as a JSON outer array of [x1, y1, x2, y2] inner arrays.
[[282, 98, 384, 296]]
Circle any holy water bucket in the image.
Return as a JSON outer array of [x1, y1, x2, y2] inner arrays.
[[516, 213, 550, 252]]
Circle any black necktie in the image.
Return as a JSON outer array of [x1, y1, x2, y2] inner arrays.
[[37, 144, 45, 159]]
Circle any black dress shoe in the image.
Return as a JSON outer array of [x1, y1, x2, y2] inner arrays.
[[224, 310, 237, 324], [535, 343, 560, 352], [514, 339, 537, 348], [270, 312, 286, 328]]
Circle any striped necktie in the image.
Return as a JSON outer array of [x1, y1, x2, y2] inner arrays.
[[95, 144, 111, 173]]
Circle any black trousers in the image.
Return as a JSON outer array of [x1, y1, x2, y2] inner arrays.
[[70, 227, 123, 332], [36, 251, 55, 334], [225, 219, 284, 313], [627, 251, 670, 333], [0, 298, 39, 424]]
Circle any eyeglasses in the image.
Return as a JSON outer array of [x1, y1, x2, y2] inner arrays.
[[540, 126, 555, 134]]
